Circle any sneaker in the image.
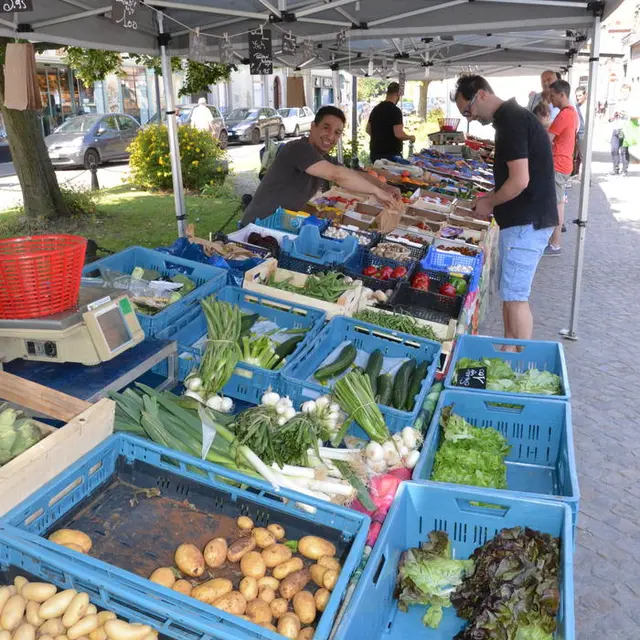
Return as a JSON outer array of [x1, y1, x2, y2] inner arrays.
[[544, 245, 562, 257], [610, 170, 620, 176], [622, 171, 629, 177]]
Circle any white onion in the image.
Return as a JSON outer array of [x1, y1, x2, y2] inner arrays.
[[277, 416, 287, 426], [392, 433, 404, 447], [261, 391, 280, 406], [184, 390, 205, 404], [220, 397, 234, 413], [386, 450, 402, 467], [365, 441, 384, 462], [185, 376, 202, 392], [301, 400, 317, 414], [283, 407, 297, 421], [404, 450, 420, 470], [399, 445, 410, 458], [368, 459, 387, 475], [382, 440, 397, 458], [206, 395, 223, 410], [315, 396, 330, 409], [401, 427, 418, 451]]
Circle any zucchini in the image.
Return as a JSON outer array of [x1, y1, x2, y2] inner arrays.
[[364, 350, 384, 396], [392, 360, 416, 410], [274, 334, 306, 358], [240, 313, 260, 337], [377, 374, 393, 407], [405, 361, 429, 411], [313, 344, 357, 383]]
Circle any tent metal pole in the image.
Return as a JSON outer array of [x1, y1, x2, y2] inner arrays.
[[351, 74, 358, 168], [561, 14, 600, 341], [157, 12, 187, 238], [333, 69, 343, 163]]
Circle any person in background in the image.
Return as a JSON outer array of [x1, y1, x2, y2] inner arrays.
[[575, 86, 587, 149], [242, 106, 400, 225], [367, 82, 415, 163], [533, 101, 552, 129], [190, 97, 214, 134], [545, 79, 578, 257], [527, 70, 561, 123], [453, 75, 557, 343], [609, 84, 632, 176]]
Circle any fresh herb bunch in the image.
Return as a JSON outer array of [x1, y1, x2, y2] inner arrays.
[[272, 413, 321, 467], [267, 271, 351, 303], [232, 405, 280, 467]]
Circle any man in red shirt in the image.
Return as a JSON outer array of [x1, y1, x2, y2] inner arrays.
[[545, 79, 578, 256]]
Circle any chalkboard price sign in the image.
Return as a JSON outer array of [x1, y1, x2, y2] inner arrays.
[[456, 366, 487, 389], [282, 32, 297, 55], [1, 0, 32, 13], [111, 0, 139, 30], [249, 29, 273, 75]]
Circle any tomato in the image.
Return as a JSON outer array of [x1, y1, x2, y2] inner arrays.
[[379, 266, 394, 280], [439, 283, 457, 298], [391, 266, 407, 279], [411, 273, 430, 291], [363, 266, 378, 277]]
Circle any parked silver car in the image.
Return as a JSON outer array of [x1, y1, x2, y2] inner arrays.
[[45, 113, 140, 169], [278, 107, 315, 137], [226, 107, 285, 145]]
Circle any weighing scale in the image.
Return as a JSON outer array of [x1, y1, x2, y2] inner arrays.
[[0, 287, 145, 366]]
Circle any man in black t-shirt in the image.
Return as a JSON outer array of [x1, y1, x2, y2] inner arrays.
[[367, 82, 415, 163], [453, 75, 558, 342]]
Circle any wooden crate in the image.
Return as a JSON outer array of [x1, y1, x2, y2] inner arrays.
[[243, 258, 361, 319], [0, 372, 114, 515]]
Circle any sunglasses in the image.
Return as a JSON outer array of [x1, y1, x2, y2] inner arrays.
[[462, 93, 479, 118]]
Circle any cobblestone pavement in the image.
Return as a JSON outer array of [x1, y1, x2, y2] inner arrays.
[[481, 139, 640, 638]]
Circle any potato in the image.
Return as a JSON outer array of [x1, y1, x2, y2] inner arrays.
[[0, 631, 10, 640], [213, 592, 247, 616], [272, 558, 304, 581], [62, 543, 86, 554], [38, 618, 65, 637], [269, 598, 288, 620], [266, 524, 285, 540], [97, 612, 117, 625], [239, 577, 258, 602], [261, 544, 292, 569], [240, 551, 266, 579], [317, 556, 341, 573], [314, 588, 330, 613], [309, 565, 328, 588], [237, 516, 254, 531], [148, 568, 176, 589], [191, 579, 232, 605], [11, 623, 35, 640], [67, 614, 98, 639], [174, 544, 205, 578], [203, 538, 228, 569], [227, 537, 256, 563], [251, 528, 276, 550], [277, 613, 301, 639], [62, 592, 90, 628], [0, 585, 12, 612], [322, 570, 338, 592], [257, 577, 279, 591], [90, 628, 108, 640], [292, 592, 316, 625], [26, 600, 44, 627], [172, 580, 192, 597], [279, 570, 311, 601], [297, 537, 336, 561], [259, 623, 278, 632], [14, 576, 28, 594], [86, 605, 97, 616], [245, 599, 272, 625], [1, 594, 25, 631], [257, 587, 276, 605], [103, 619, 152, 640], [48, 530, 92, 554], [39, 590, 77, 620], [297, 628, 314, 640]]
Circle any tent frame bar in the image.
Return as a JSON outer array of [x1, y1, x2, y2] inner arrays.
[[295, 0, 361, 18], [33, 6, 110, 29], [369, 0, 467, 27]]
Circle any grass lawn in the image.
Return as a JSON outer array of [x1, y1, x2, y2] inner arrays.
[[0, 184, 242, 254]]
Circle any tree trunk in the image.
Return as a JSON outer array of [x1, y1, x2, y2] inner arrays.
[[0, 41, 71, 219], [418, 80, 431, 121]]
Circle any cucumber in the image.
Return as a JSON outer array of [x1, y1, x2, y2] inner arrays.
[[240, 313, 260, 337], [377, 374, 393, 406], [274, 334, 305, 358], [392, 360, 416, 410], [405, 361, 429, 411], [364, 350, 384, 396], [313, 344, 357, 383]]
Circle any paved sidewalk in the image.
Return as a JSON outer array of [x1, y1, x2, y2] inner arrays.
[[481, 145, 640, 638]]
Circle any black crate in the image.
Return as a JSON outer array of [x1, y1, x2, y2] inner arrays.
[[387, 281, 463, 323]]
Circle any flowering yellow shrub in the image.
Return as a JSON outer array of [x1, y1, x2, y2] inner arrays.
[[128, 124, 228, 191]]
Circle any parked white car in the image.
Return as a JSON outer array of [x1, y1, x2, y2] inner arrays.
[[278, 107, 315, 137]]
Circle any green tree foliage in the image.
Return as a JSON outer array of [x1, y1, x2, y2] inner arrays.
[[128, 53, 183, 77], [178, 61, 236, 97], [357, 78, 387, 102], [63, 48, 124, 86]]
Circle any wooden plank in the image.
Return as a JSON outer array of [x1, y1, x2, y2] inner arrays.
[[0, 371, 91, 421], [0, 398, 114, 516]]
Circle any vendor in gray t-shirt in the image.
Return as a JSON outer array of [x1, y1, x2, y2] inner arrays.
[[242, 106, 400, 226]]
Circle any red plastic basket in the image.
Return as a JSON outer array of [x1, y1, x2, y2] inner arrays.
[[438, 117, 461, 132], [0, 235, 87, 319]]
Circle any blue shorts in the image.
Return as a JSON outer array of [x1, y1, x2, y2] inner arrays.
[[499, 224, 553, 302]]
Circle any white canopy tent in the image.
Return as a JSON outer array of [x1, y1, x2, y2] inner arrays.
[[0, 0, 625, 338]]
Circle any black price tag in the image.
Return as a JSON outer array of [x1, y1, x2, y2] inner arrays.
[[111, 0, 139, 31], [0, 0, 32, 13], [457, 366, 487, 389], [249, 29, 273, 75], [282, 32, 297, 55]]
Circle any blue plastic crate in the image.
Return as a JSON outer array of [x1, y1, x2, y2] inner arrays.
[[423, 243, 483, 271], [256, 207, 330, 234], [82, 246, 227, 337], [1, 433, 370, 640], [335, 482, 574, 640], [153, 286, 326, 401], [282, 225, 359, 267], [413, 389, 579, 527], [281, 316, 441, 435], [445, 335, 571, 400]]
